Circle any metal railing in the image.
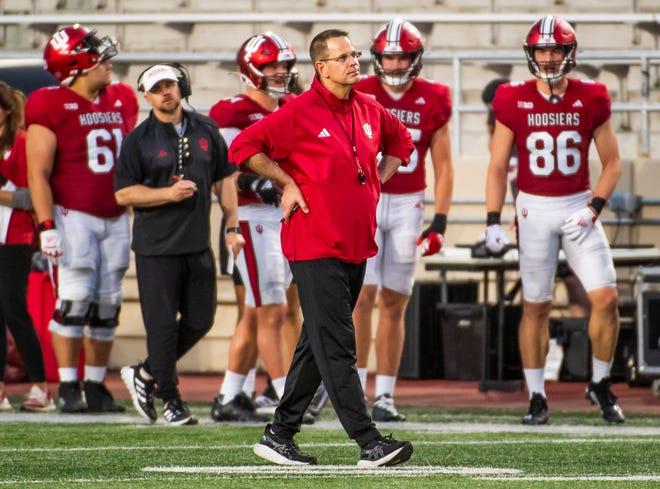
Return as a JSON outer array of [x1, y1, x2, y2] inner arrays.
[[2, 12, 659, 155]]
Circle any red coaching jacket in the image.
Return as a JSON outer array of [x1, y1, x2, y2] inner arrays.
[[230, 76, 413, 263]]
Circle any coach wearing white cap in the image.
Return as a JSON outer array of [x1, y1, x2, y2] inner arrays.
[[115, 63, 244, 425]]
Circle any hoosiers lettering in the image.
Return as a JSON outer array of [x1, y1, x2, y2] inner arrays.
[[79, 111, 124, 126], [528, 112, 580, 127], [388, 108, 421, 126]]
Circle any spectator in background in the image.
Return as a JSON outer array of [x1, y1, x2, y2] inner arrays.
[[485, 15, 624, 425], [116, 63, 242, 426], [231, 28, 414, 467], [26, 25, 138, 413], [352, 19, 454, 422], [209, 32, 301, 423], [0, 82, 55, 413]]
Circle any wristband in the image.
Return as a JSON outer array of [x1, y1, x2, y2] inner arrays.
[[486, 212, 501, 226], [589, 197, 606, 215], [38, 219, 56, 231], [430, 213, 447, 235], [225, 226, 242, 234]]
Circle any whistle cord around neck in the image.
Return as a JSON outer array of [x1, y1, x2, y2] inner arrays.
[[315, 88, 366, 185]]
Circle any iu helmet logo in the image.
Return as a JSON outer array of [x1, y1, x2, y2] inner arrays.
[[521, 208, 529, 219]]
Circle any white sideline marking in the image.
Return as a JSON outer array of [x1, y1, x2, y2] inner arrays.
[[479, 476, 660, 482], [143, 465, 522, 477]]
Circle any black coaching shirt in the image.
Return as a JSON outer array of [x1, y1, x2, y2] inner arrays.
[[115, 110, 235, 255]]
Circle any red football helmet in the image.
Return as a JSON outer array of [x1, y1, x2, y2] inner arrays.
[[523, 15, 577, 81], [237, 32, 297, 98], [43, 24, 118, 85], [371, 19, 424, 87]]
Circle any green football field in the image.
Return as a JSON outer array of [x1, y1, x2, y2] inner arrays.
[[1, 402, 659, 488]]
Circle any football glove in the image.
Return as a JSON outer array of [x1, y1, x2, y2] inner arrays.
[[416, 232, 443, 257], [39, 229, 62, 262], [560, 206, 597, 244], [485, 224, 510, 255], [251, 177, 282, 206], [417, 213, 447, 257]]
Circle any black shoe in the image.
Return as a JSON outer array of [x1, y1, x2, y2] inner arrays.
[[372, 394, 406, 422], [357, 434, 413, 467], [302, 409, 316, 425], [121, 364, 156, 422], [58, 381, 87, 413], [211, 392, 269, 422], [253, 424, 317, 465], [586, 377, 625, 424], [163, 397, 197, 426], [307, 382, 329, 417], [522, 392, 549, 425], [83, 381, 125, 413]]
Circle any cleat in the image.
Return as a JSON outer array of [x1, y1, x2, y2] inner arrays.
[[302, 409, 316, 425], [307, 382, 329, 417], [254, 393, 279, 415], [58, 381, 87, 413], [83, 381, 125, 412], [211, 392, 269, 422], [121, 364, 157, 422], [372, 394, 406, 422], [522, 392, 549, 425], [357, 434, 413, 467], [0, 390, 12, 412], [253, 423, 317, 465], [586, 377, 625, 424], [20, 386, 56, 413], [163, 397, 197, 426]]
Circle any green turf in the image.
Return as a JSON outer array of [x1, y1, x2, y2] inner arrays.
[[1, 404, 659, 488]]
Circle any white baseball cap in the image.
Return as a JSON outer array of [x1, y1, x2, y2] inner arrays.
[[139, 64, 178, 92]]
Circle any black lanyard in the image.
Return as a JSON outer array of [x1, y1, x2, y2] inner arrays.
[[315, 88, 366, 185]]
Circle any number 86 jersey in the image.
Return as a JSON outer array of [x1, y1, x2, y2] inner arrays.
[[493, 78, 611, 196], [25, 81, 139, 217]]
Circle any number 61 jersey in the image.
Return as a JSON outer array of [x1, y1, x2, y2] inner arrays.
[[25, 81, 139, 218], [493, 78, 611, 196]]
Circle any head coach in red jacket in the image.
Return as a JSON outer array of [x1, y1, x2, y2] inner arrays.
[[230, 29, 415, 467]]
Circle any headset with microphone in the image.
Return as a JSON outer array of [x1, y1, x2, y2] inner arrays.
[[136, 62, 192, 98]]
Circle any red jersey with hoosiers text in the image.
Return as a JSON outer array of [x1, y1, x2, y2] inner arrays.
[[209, 93, 283, 206], [25, 82, 139, 217], [493, 78, 610, 196], [354, 76, 451, 194]]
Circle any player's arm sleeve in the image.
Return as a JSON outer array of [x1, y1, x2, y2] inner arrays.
[[380, 107, 414, 163]]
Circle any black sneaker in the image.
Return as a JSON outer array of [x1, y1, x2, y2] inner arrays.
[[83, 381, 125, 413], [372, 394, 406, 422], [586, 377, 625, 424], [121, 364, 156, 422], [253, 424, 317, 465], [357, 434, 413, 467], [211, 392, 269, 422], [522, 392, 549, 425], [58, 381, 87, 413], [307, 382, 329, 417], [163, 398, 197, 426]]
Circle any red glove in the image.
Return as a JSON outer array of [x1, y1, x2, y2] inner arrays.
[[416, 232, 443, 257]]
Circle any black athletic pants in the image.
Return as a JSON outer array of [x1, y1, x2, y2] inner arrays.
[[0, 245, 46, 383], [272, 258, 380, 448], [135, 249, 216, 402]]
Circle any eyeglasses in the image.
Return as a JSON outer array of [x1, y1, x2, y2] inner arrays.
[[320, 51, 362, 64]]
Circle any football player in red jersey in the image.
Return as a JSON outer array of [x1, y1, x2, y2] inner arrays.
[[208, 32, 307, 422], [26, 25, 138, 413], [485, 15, 624, 424], [352, 19, 454, 421]]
